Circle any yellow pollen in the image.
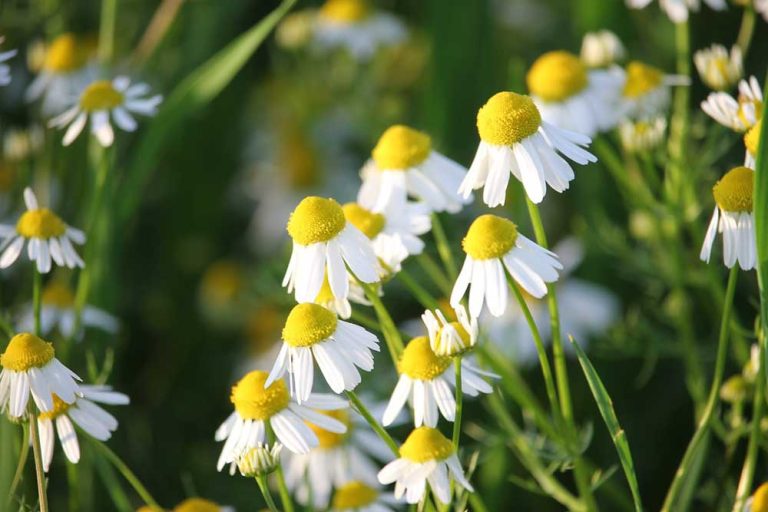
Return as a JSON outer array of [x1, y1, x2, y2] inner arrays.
[[622, 61, 664, 99], [307, 409, 351, 448], [526, 51, 588, 102], [43, 34, 88, 72], [320, 0, 371, 23], [230, 371, 289, 420], [172, 498, 222, 512], [712, 166, 753, 213], [436, 321, 472, 353], [462, 214, 518, 260], [286, 197, 346, 245], [399, 426, 454, 463], [42, 281, 75, 308], [38, 394, 72, 421], [79, 80, 124, 112], [398, 337, 451, 380], [754, 483, 768, 512], [332, 481, 379, 509], [342, 203, 385, 239], [476, 92, 541, 146], [372, 125, 432, 170], [282, 303, 337, 347], [16, 209, 66, 239], [1, 333, 55, 372], [745, 119, 762, 156]]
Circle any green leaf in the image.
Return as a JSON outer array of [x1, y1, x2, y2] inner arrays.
[[569, 336, 644, 512], [117, 0, 298, 222], [754, 76, 768, 345]]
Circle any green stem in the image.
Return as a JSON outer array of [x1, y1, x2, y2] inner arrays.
[[359, 281, 404, 363], [396, 267, 440, 310], [416, 253, 452, 295], [345, 391, 399, 456], [666, 20, 690, 207], [274, 464, 294, 512], [452, 358, 463, 448], [6, 424, 29, 507], [256, 475, 280, 512], [91, 440, 160, 508], [735, 6, 756, 57], [33, 270, 42, 336], [661, 266, 739, 512], [28, 410, 48, 512], [98, 0, 118, 65], [431, 213, 458, 280]]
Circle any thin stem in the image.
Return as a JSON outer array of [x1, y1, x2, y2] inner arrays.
[[430, 213, 458, 280], [33, 270, 42, 336], [274, 464, 294, 512], [736, 5, 756, 57], [6, 424, 29, 507], [396, 267, 440, 311], [256, 474, 280, 512], [91, 440, 160, 508], [661, 266, 739, 512], [666, 20, 690, 207], [452, 358, 463, 448], [28, 410, 48, 512], [98, 0, 118, 65], [345, 390, 399, 455], [359, 281, 404, 362], [416, 253, 452, 296]]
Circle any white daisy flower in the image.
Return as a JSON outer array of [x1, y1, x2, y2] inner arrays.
[[0, 188, 85, 274], [313, 273, 372, 320], [619, 117, 667, 153], [377, 426, 473, 504], [35, 384, 128, 471], [621, 60, 690, 119], [626, 0, 726, 23], [0, 37, 17, 86], [459, 92, 596, 206], [236, 442, 282, 477], [700, 166, 756, 271], [49, 76, 162, 147], [744, 119, 761, 169], [421, 306, 477, 357], [702, 76, 762, 132], [329, 480, 399, 512], [171, 498, 234, 512], [283, 196, 380, 304], [382, 336, 496, 427], [450, 214, 563, 319], [3, 125, 44, 162], [0, 332, 81, 419], [25, 33, 98, 115], [215, 370, 348, 471], [527, 50, 623, 136], [580, 30, 625, 69], [266, 303, 380, 403], [313, 0, 407, 60], [358, 125, 471, 213], [694, 44, 742, 92]]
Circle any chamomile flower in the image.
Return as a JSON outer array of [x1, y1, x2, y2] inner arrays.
[[49, 76, 162, 147], [382, 337, 495, 427], [526, 50, 622, 136], [283, 197, 380, 304], [694, 44, 742, 91], [36, 385, 128, 471], [700, 166, 756, 270], [172, 498, 234, 512], [450, 215, 562, 318], [358, 125, 470, 213], [236, 443, 282, 477], [330, 481, 399, 512], [744, 119, 761, 168], [313, 274, 371, 320], [377, 426, 473, 504], [619, 117, 667, 153], [626, 0, 726, 23], [0, 38, 17, 86], [621, 61, 689, 119], [0, 332, 81, 418], [313, 0, 407, 60], [0, 188, 85, 273], [215, 370, 347, 470], [421, 306, 477, 357], [702, 76, 762, 132], [266, 303, 380, 403], [580, 30, 625, 69], [459, 92, 596, 206], [745, 482, 768, 512]]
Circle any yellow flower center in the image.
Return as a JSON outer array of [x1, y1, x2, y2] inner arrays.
[[16, 209, 66, 239], [398, 337, 451, 380], [0, 333, 55, 372], [753, 482, 768, 512], [320, 0, 371, 23], [476, 92, 541, 146], [43, 33, 88, 72], [38, 394, 72, 421], [738, 97, 763, 128], [307, 409, 351, 448], [42, 281, 75, 308], [315, 273, 336, 304], [342, 203, 385, 239], [462, 214, 518, 260], [173, 498, 222, 512], [526, 51, 588, 102], [745, 119, 762, 156], [436, 321, 472, 353], [622, 61, 664, 99], [230, 371, 289, 421], [286, 197, 346, 245], [332, 481, 379, 509], [282, 303, 337, 347], [712, 166, 753, 213], [399, 426, 454, 463], [372, 125, 432, 170], [80, 80, 124, 112]]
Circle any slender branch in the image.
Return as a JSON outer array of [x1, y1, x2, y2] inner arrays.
[[273, 464, 294, 512], [346, 390, 399, 456], [91, 440, 160, 509], [735, 5, 756, 57], [6, 423, 30, 507], [256, 475, 280, 512], [452, 358, 463, 448], [28, 411, 48, 512], [430, 213, 458, 280]]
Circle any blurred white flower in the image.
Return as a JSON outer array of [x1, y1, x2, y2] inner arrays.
[[621, 61, 689, 119], [744, 119, 761, 169], [702, 76, 762, 132], [694, 44, 742, 91], [0, 37, 17, 86], [626, 0, 726, 23], [236, 443, 282, 477], [619, 117, 667, 153], [580, 30, 625, 69]]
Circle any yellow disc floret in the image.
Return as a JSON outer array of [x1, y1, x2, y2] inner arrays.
[[42, 281, 75, 308], [526, 51, 588, 102], [320, 0, 371, 23], [80, 80, 124, 112], [745, 119, 762, 156], [712, 166, 753, 213], [398, 337, 451, 380], [622, 61, 664, 99], [230, 371, 289, 420], [332, 481, 379, 510], [462, 214, 518, 260], [1, 333, 55, 372], [286, 197, 346, 245], [753, 482, 768, 512], [44, 33, 88, 72], [282, 303, 337, 347], [372, 125, 432, 170], [343, 203, 385, 239], [399, 426, 454, 463], [16, 208, 66, 239], [307, 409, 351, 448], [477, 92, 541, 146], [38, 394, 72, 421], [172, 498, 221, 512]]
